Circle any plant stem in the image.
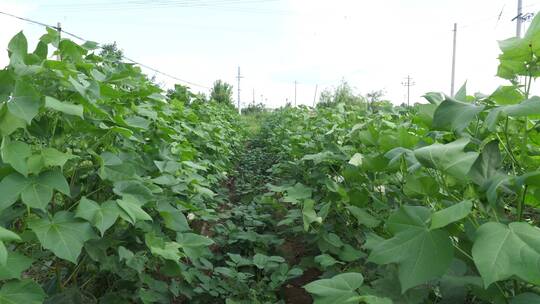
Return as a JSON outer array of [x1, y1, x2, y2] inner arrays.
[[55, 262, 63, 291], [518, 185, 528, 222], [504, 117, 520, 172]]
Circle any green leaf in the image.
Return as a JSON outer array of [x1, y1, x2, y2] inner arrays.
[[1, 138, 31, 176], [125, 116, 150, 129], [0, 227, 20, 242], [403, 174, 439, 197], [7, 81, 40, 124], [0, 279, 45, 304], [369, 207, 454, 292], [283, 183, 312, 204], [28, 211, 96, 263], [0, 251, 33, 280], [33, 41, 48, 60], [433, 97, 484, 132], [314, 254, 342, 268], [45, 96, 84, 118], [253, 253, 269, 269], [346, 206, 380, 228], [348, 153, 363, 166], [472, 222, 540, 287], [7, 31, 27, 59], [75, 197, 120, 236], [386, 205, 430, 234], [113, 181, 153, 204], [304, 272, 364, 304], [338, 244, 365, 262], [486, 96, 540, 131], [21, 180, 52, 210], [430, 200, 473, 230], [489, 85, 524, 105], [116, 196, 152, 224], [302, 199, 322, 231], [21, 170, 70, 210], [511, 293, 540, 304], [176, 233, 214, 248], [157, 202, 190, 232], [0, 105, 26, 136], [468, 141, 502, 186], [422, 92, 444, 104], [414, 138, 478, 179], [454, 82, 467, 101], [0, 173, 28, 211], [145, 233, 182, 261], [41, 148, 75, 168]]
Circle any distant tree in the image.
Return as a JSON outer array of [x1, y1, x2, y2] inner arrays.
[[317, 81, 366, 108], [99, 42, 123, 62], [366, 90, 385, 103], [210, 80, 234, 105], [241, 102, 267, 115], [366, 89, 385, 111]]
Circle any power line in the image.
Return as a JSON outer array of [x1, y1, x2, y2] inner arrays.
[[0, 10, 210, 89], [39, 0, 291, 14]]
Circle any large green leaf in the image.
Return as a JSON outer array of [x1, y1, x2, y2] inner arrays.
[[432, 97, 484, 132], [176, 232, 214, 260], [430, 200, 473, 230], [45, 96, 84, 118], [283, 183, 312, 204], [0, 105, 26, 136], [0, 173, 28, 211], [472, 222, 540, 287], [0, 279, 45, 304], [368, 228, 454, 292], [489, 85, 524, 105], [145, 233, 182, 262], [468, 141, 502, 186], [304, 272, 364, 304], [486, 96, 540, 131], [116, 195, 152, 224], [29, 211, 96, 263], [346, 206, 380, 228], [414, 138, 478, 179], [369, 206, 454, 292], [41, 148, 75, 168], [0, 251, 33, 280], [0, 227, 21, 265], [7, 81, 41, 124], [21, 170, 70, 210], [511, 293, 540, 304], [75, 197, 120, 236], [7, 31, 27, 59], [386, 205, 430, 234], [302, 199, 322, 231], [157, 202, 190, 232], [1, 138, 31, 176]]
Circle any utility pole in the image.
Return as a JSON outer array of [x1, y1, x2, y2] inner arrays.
[[294, 81, 298, 107], [313, 84, 318, 107], [252, 88, 255, 105], [236, 66, 243, 114], [451, 23, 457, 96], [401, 75, 415, 106], [517, 0, 523, 37]]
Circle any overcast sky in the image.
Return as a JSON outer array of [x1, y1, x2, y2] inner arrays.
[[1, 0, 540, 108]]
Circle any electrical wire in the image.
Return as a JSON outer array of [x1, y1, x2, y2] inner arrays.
[[38, 0, 291, 15], [0, 10, 210, 89]]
